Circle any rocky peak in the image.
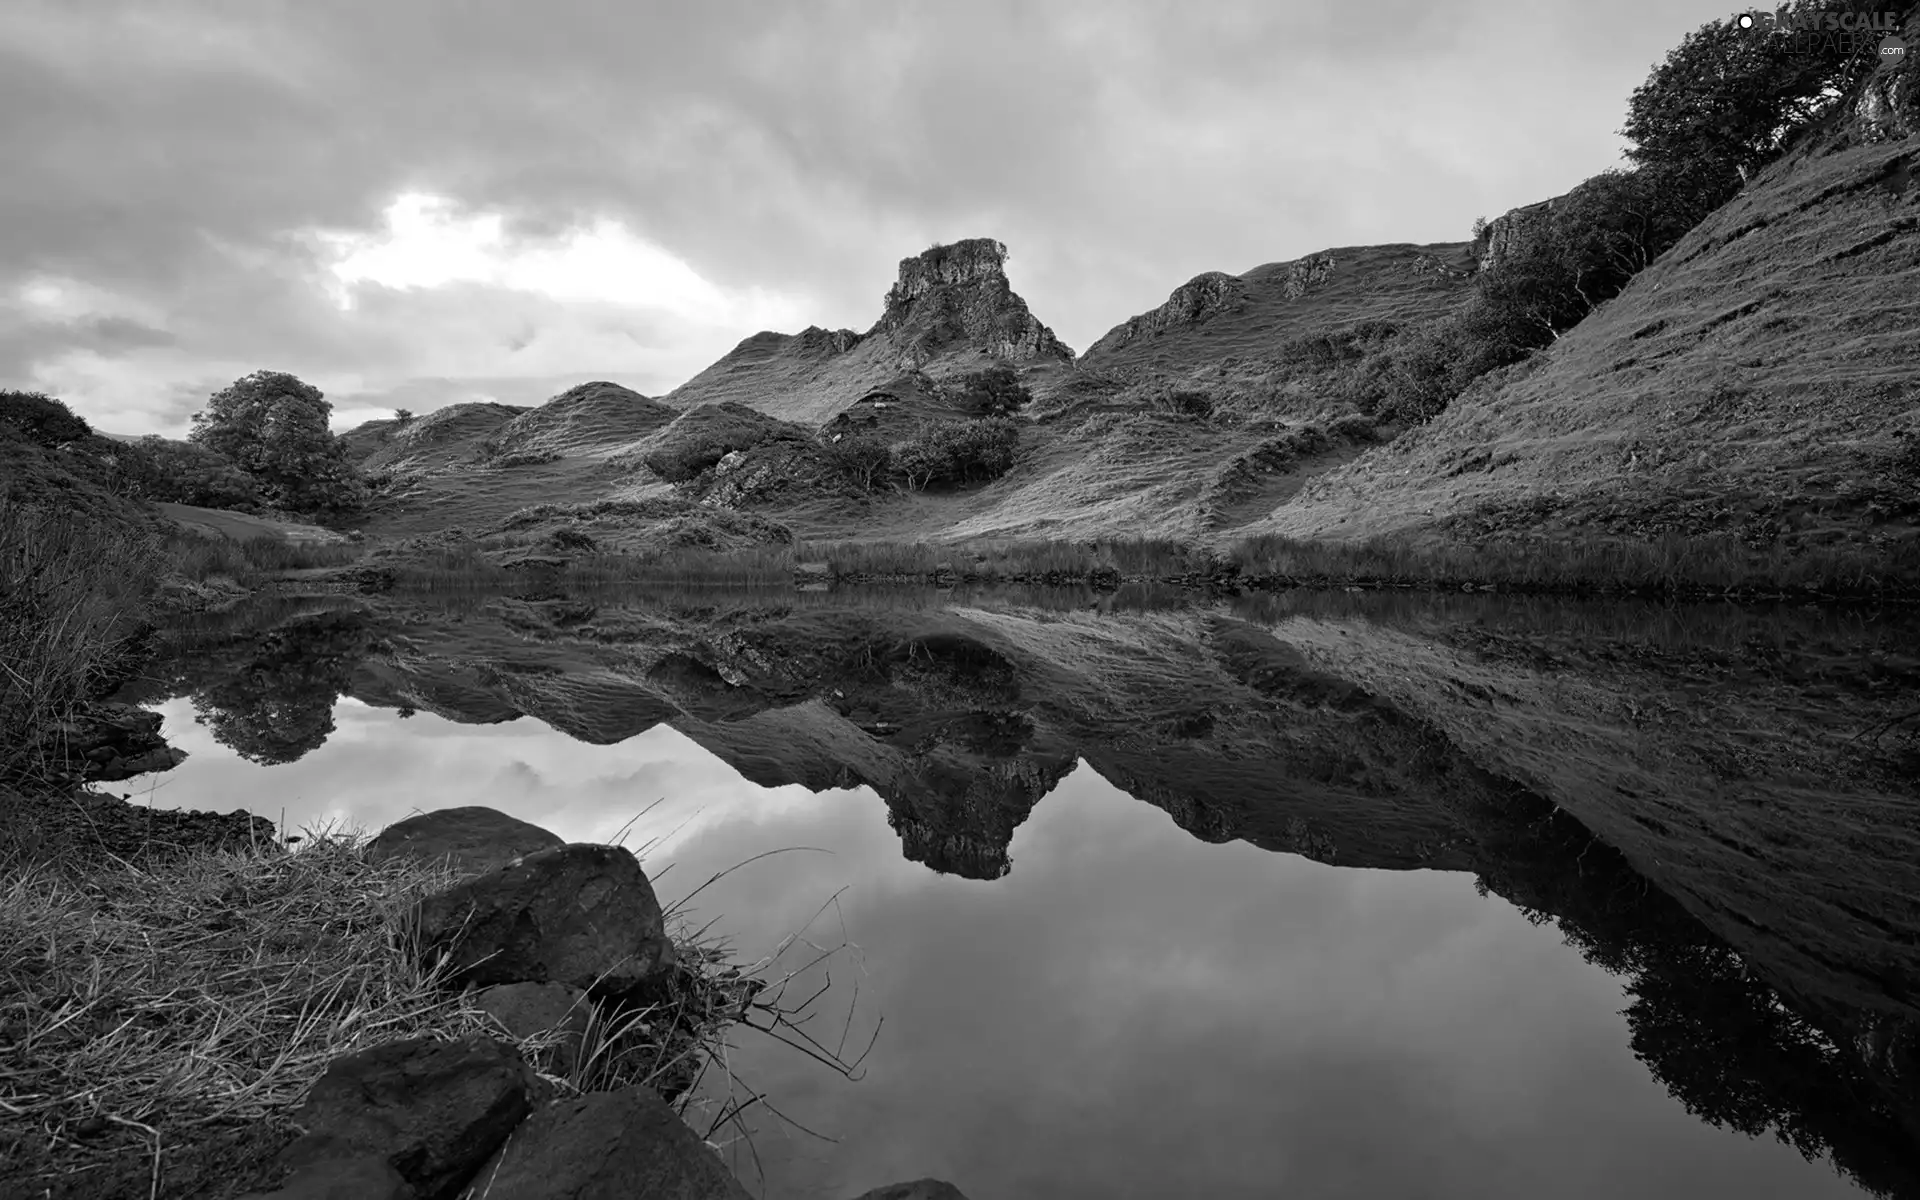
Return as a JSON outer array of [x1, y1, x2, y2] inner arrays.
[[874, 238, 1075, 365]]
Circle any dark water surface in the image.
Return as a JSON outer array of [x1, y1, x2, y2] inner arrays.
[[115, 586, 1920, 1199]]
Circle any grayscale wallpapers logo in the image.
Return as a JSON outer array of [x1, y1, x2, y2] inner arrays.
[[1736, 8, 1908, 68]]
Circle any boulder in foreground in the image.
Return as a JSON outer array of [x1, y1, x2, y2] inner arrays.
[[416, 843, 677, 996]]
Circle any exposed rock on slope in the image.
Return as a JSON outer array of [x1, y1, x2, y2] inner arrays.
[[665, 238, 1073, 426], [875, 237, 1074, 366], [1254, 138, 1920, 551]]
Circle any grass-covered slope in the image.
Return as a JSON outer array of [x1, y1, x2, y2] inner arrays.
[[1077, 242, 1476, 380], [1250, 139, 1920, 555]]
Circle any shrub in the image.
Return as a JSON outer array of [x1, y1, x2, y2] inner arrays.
[[1147, 389, 1215, 420], [950, 365, 1032, 417], [0, 391, 91, 448], [821, 435, 895, 493], [893, 418, 1020, 491], [120, 436, 265, 510]]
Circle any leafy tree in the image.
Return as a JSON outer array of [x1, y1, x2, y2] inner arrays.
[[1621, 2, 1883, 182], [0, 390, 92, 448], [188, 370, 366, 513], [894, 418, 1020, 490], [821, 434, 895, 493], [950, 365, 1032, 417], [120, 436, 265, 510], [393, 408, 415, 425]]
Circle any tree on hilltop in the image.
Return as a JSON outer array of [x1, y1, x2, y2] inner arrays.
[[189, 370, 365, 513], [1622, 1, 1885, 183]]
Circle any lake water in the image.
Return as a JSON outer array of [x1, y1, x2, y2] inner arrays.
[[113, 586, 1920, 1199]]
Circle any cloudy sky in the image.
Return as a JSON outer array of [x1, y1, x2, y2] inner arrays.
[[3, 0, 1739, 437]]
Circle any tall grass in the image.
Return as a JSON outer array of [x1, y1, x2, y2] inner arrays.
[[0, 496, 162, 781], [159, 529, 361, 584]]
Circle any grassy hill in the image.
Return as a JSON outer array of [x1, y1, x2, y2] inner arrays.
[[1244, 138, 1920, 556]]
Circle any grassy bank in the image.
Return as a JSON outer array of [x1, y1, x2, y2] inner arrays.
[[0, 823, 777, 1199], [0, 497, 163, 781]]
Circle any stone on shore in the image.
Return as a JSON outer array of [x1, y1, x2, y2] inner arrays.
[[461, 1086, 751, 1200], [415, 843, 676, 997], [366, 807, 565, 878], [251, 1035, 546, 1200], [471, 981, 594, 1074]]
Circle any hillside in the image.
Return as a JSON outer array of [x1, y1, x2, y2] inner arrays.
[[1245, 137, 1920, 553], [1077, 242, 1474, 379]]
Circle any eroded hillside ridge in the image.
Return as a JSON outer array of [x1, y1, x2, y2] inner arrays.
[[876, 238, 1075, 365]]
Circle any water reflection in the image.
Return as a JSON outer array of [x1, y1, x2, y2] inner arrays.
[[116, 587, 1920, 1198]]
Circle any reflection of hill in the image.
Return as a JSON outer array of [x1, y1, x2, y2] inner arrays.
[[1459, 781, 1920, 1199], [122, 588, 1920, 1190]]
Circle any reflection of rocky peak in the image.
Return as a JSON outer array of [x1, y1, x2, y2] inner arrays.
[[874, 238, 1075, 365], [876, 751, 1078, 880]]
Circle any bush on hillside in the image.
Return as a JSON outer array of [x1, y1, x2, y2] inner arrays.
[[894, 418, 1020, 491], [949, 365, 1032, 417], [1147, 388, 1216, 420], [120, 436, 266, 510], [0, 391, 92, 448], [821, 434, 895, 494], [189, 371, 367, 513]]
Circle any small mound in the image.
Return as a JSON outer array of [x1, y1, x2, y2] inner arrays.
[[619, 402, 814, 483], [486, 496, 796, 557], [489, 381, 676, 459], [359, 403, 532, 473]]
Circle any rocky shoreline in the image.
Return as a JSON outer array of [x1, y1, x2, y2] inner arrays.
[[2, 781, 968, 1200]]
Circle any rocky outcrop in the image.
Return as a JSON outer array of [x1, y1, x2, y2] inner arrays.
[[1475, 197, 1557, 272], [1277, 252, 1336, 298], [471, 982, 593, 1076], [29, 700, 189, 783], [875, 238, 1075, 365], [1081, 271, 1248, 356], [414, 843, 677, 998]]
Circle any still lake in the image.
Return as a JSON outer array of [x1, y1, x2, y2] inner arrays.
[[113, 586, 1920, 1199]]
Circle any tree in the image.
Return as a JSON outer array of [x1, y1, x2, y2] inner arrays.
[[0, 390, 92, 448], [951, 365, 1031, 417], [394, 408, 415, 425], [189, 370, 365, 512], [822, 434, 894, 493], [122, 436, 265, 510], [1621, 3, 1882, 182]]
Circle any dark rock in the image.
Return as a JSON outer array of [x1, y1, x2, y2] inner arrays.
[[366, 807, 564, 878], [416, 844, 676, 997], [241, 1154, 415, 1200], [461, 1086, 750, 1200], [848, 1182, 972, 1200], [32, 700, 188, 782], [269, 1035, 544, 1200], [471, 982, 592, 1074]]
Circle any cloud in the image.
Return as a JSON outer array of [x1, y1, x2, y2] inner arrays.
[[1, 0, 1745, 435]]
